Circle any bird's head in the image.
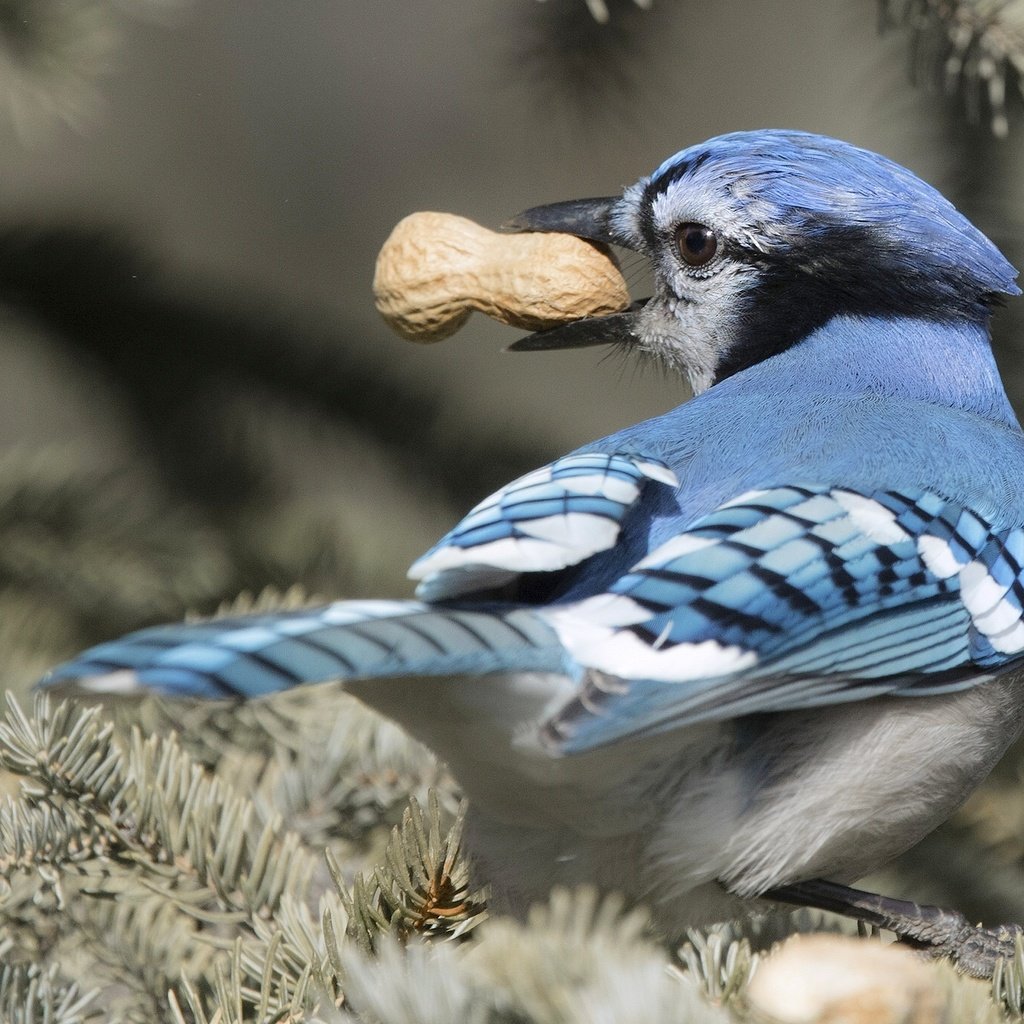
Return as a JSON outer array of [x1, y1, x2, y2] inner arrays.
[[508, 130, 1020, 394]]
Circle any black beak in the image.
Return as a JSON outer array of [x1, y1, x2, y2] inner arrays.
[[504, 196, 621, 246], [503, 196, 646, 353], [506, 303, 647, 352]]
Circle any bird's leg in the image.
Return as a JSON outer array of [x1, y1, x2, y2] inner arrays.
[[765, 878, 1022, 978]]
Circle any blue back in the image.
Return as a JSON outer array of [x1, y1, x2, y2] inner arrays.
[[567, 314, 1024, 597], [41, 131, 1024, 756]]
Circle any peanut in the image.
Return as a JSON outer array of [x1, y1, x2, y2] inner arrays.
[[746, 934, 946, 1024], [373, 211, 629, 343]]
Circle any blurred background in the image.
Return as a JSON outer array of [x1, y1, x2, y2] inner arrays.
[[0, 0, 1021, 685]]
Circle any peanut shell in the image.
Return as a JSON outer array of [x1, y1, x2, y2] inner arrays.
[[373, 211, 629, 342], [746, 934, 947, 1024]]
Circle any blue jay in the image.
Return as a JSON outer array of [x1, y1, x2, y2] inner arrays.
[[46, 130, 1024, 975]]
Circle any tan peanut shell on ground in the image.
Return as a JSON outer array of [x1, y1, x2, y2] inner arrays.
[[373, 211, 630, 342], [746, 934, 948, 1024]]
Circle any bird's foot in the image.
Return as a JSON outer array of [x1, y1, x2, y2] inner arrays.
[[926, 920, 1023, 978], [765, 877, 1022, 979]]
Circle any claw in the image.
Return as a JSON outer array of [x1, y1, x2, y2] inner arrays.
[[937, 922, 1024, 978]]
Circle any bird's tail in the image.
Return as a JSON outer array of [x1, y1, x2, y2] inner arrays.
[[42, 599, 564, 700]]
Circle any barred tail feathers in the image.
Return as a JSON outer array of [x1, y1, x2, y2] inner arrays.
[[42, 600, 563, 700]]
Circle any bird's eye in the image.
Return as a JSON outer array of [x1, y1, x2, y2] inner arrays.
[[674, 223, 718, 267]]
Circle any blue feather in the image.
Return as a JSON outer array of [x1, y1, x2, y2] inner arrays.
[[47, 602, 563, 700], [43, 131, 1024, 944], [647, 130, 1019, 302], [41, 133, 1024, 788]]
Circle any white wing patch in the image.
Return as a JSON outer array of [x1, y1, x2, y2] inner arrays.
[[410, 516, 620, 576], [546, 593, 757, 682], [633, 460, 680, 486], [914, 530, 1024, 655], [545, 486, 1024, 697], [539, 486, 1024, 752], [409, 452, 678, 601], [917, 536, 961, 579], [631, 533, 718, 566], [318, 600, 428, 625], [76, 670, 143, 694], [832, 490, 910, 544]]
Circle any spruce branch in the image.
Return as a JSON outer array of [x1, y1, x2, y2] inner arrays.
[[881, 0, 1024, 135], [169, 934, 322, 1024], [72, 894, 211, 1020], [0, 671, 1017, 1020], [678, 928, 756, 1007], [338, 792, 486, 953], [168, 884, 349, 1021], [0, 960, 101, 1024], [340, 888, 730, 1024], [0, 796, 109, 879], [0, 693, 321, 923], [0, 692, 336, 1017], [994, 931, 1024, 1015], [249, 692, 457, 852]]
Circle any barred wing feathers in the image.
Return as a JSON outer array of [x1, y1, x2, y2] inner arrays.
[[409, 452, 677, 601], [544, 485, 1024, 752], [43, 449, 678, 700]]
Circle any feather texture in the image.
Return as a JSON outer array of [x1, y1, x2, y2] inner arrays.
[[47, 600, 562, 699], [409, 452, 676, 601], [39, 131, 1024, 941], [541, 484, 1024, 750]]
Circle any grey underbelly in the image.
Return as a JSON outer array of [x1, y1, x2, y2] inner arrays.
[[347, 668, 1024, 929], [649, 671, 1024, 902]]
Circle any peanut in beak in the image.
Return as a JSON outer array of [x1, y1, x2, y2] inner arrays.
[[373, 211, 630, 343]]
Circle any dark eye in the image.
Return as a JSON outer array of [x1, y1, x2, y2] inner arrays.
[[674, 223, 718, 267]]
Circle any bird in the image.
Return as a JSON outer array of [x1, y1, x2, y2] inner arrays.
[[45, 129, 1024, 976]]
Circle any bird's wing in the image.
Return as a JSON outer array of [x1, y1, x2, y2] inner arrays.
[[408, 451, 678, 601], [542, 484, 1024, 752]]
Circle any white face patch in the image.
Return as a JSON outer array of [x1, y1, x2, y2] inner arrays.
[[631, 257, 763, 395], [615, 169, 773, 394], [648, 176, 771, 249]]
